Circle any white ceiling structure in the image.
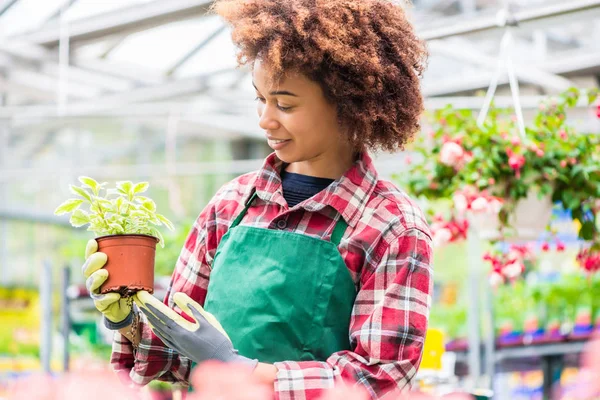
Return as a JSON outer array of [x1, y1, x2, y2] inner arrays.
[[0, 0, 598, 121], [0, 0, 598, 194], [0, 0, 597, 235]]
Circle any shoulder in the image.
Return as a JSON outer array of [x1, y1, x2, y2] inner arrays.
[[372, 178, 430, 235], [357, 177, 432, 252]]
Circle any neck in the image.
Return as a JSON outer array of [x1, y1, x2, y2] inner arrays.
[[284, 147, 356, 179]]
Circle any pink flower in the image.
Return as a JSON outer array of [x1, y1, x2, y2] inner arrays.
[[189, 361, 273, 400], [470, 197, 489, 213], [511, 136, 521, 146], [556, 241, 566, 252], [508, 154, 525, 171], [405, 156, 413, 165], [503, 261, 524, 279], [570, 157, 577, 165], [319, 383, 370, 400], [559, 130, 568, 140], [433, 228, 453, 248], [536, 149, 545, 157], [560, 160, 568, 168], [489, 199, 503, 214], [439, 141, 465, 168], [488, 178, 495, 185], [7, 371, 138, 400], [578, 334, 600, 397], [453, 194, 468, 214], [489, 272, 504, 288]]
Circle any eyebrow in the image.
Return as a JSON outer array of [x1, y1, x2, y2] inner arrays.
[[252, 82, 298, 97]]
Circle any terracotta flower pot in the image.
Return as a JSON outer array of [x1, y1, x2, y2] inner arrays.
[[96, 234, 159, 297]]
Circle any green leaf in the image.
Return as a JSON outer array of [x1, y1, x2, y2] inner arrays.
[[133, 182, 149, 194], [69, 209, 90, 227], [156, 213, 175, 231], [115, 196, 125, 213], [78, 176, 100, 194], [587, 88, 598, 105], [116, 181, 133, 195], [580, 220, 596, 240], [150, 227, 165, 248], [54, 199, 84, 215], [141, 200, 156, 213], [69, 185, 92, 202]]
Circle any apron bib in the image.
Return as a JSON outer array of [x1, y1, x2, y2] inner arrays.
[[203, 190, 357, 363]]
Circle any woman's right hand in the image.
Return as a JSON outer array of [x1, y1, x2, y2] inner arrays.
[[82, 239, 132, 327]]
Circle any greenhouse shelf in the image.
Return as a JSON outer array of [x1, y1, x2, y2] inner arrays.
[[451, 339, 589, 399]]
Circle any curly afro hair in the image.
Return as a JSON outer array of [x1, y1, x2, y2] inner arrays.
[[212, 0, 428, 153]]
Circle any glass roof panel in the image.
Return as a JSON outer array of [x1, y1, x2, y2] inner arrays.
[[174, 26, 238, 78], [0, 0, 65, 36], [107, 16, 225, 74]]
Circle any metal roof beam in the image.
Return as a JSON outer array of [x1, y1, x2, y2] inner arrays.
[[0, 40, 145, 88], [11, 0, 214, 46], [428, 39, 574, 92], [420, 0, 600, 40], [0, 0, 19, 17], [166, 23, 227, 76], [423, 49, 600, 96]]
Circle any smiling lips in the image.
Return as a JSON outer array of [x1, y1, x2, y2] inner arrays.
[[267, 137, 291, 150]]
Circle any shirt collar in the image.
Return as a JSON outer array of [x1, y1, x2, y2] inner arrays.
[[246, 152, 379, 228]]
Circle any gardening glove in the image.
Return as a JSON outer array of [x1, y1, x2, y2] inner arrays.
[[134, 290, 257, 369], [82, 239, 134, 330]]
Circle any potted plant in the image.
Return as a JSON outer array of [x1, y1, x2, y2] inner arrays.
[[401, 87, 600, 242], [54, 177, 174, 296]]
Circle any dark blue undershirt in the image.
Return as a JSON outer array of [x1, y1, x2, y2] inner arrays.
[[281, 169, 335, 207]]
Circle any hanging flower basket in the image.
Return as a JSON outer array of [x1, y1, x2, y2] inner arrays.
[[467, 191, 553, 241]]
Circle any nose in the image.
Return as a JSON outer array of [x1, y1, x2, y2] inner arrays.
[[257, 103, 280, 131]]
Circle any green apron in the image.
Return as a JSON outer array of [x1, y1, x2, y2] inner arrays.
[[203, 190, 357, 363]]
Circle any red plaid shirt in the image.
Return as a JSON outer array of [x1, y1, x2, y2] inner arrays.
[[111, 151, 433, 399]]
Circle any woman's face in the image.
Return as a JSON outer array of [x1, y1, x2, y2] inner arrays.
[[253, 60, 352, 170]]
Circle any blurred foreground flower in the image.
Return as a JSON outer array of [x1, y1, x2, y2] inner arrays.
[[7, 370, 138, 400], [188, 361, 273, 400], [7, 335, 600, 400], [574, 334, 600, 399]]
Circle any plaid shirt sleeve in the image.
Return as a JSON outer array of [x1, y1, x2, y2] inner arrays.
[[110, 180, 234, 387], [273, 227, 433, 400]]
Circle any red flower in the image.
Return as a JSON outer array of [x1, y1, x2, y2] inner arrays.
[[509, 154, 525, 170], [541, 242, 550, 252], [556, 241, 566, 252], [576, 247, 600, 274]]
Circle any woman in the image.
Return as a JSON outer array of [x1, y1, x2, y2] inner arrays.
[[82, 0, 432, 398]]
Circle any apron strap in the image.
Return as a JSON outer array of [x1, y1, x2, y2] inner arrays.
[[330, 216, 348, 247], [230, 190, 259, 229], [231, 189, 347, 246]]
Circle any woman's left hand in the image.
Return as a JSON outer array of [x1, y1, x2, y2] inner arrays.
[[134, 291, 257, 368]]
